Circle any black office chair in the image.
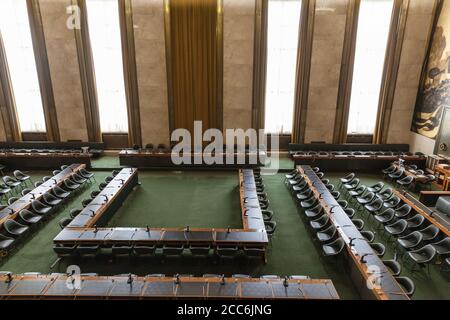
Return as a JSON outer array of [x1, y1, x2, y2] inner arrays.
[[418, 225, 440, 243], [310, 214, 330, 231], [190, 245, 212, 257], [52, 185, 70, 199], [343, 178, 360, 192], [397, 231, 423, 251], [133, 245, 156, 257], [0, 234, 15, 252], [394, 204, 412, 218], [3, 176, 21, 191], [64, 179, 81, 192], [216, 245, 238, 259], [69, 208, 82, 219], [261, 210, 274, 221], [316, 225, 337, 243], [4, 219, 29, 237], [376, 188, 393, 201], [21, 188, 32, 196], [82, 198, 92, 208], [331, 191, 340, 200], [364, 198, 383, 216], [162, 245, 184, 257], [339, 173, 356, 187], [406, 244, 436, 274], [112, 244, 133, 258], [356, 192, 376, 208], [31, 200, 52, 216], [348, 185, 367, 202], [18, 209, 43, 226], [367, 182, 384, 193], [322, 238, 345, 257], [395, 276, 415, 297], [77, 244, 100, 259], [52, 170, 61, 176], [264, 221, 277, 236], [296, 188, 313, 201], [98, 182, 108, 191], [72, 173, 87, 185], [382, 164, 396, 176], [360, 231, 375, 243], [406, 214, 425, 230], [431, 237, 450, 257], [384, 219, 408, 239], [383, 257, 402, 276], [7, 197, 19, 206], [383, 196, 401, 209], [388, 168, 404, 180], [351, 219, 365, 231], [337, 200, 348, 209], [344, 208, 355, 218], [58, 218, 73, 229], [43, 193, 62, 207], [370, 243, 386, 258], [300, 197, 318, 210], [242, 246, 265, 260], [304, 204, 323, 219], [397, 176, 414, 189], [13, 170, 32, 186], [79, 168, 95, 182]]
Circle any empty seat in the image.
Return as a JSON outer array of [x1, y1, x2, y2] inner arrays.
[[77, 244, 100, 258], [384, 219, 408, 238], [7, 197, 18, 206], [13, 170, 31, 185], [388, 168, 404, 180], [348, 185, 367, 200], [397, 231, 423, 250], [397, 175, 414, 189], [162, 245, 184, 256], [431, 237, 450, 256], [382, 258, 402, 276], [376, 188, 393, 201], [19, 209, 43, 225], [79, 168, 95, 181], [64, 179, 80, 191], [394, 204, 412, 219], [322, 238, 345, 257], [310, 214, 330, 231], [367, 182, 384, 193], [2, 176, 21, 190], [232, 274, 251, 278], [344, 208, 355, 218], [357, 192, 376, 207], [406, 214, 425, 230], [343, 178, 360, 191], [31, 200, 52, 216], [360, 231, 375, 243], [369, 242, 386, 258], [133, 245, 156, 257], [82, 198, 92, 208], [364, 198, 383, 215], [383, 196, 401, 209], [339, 173, 356, 186], [112, 245, 133, 257], [418, 225, 440, 243], [4, 219, 29, 237], [189, 245, 211, 257], [53, 244, 77, 257], [59, 218, 72, 229], [304, 204, 323, 219], [243, 246, 265, 259], [260, 275, 280, 280], [90, 191, 100, 199], [264, 221, 277, 236], [261, 210, 274, 221], [216, 245, 238, 258], [69, 209, 82, 219], [21, 188, 32, 196], [43, 192, 62, 207], [52, 186, 70, 199], [337, 200, 348, 209], [316, 225, 337, 243], [0, 234, 15, 252], [72, 173, 87, 185], [351, 219, 365, 231], [434, 196, 450, 217], [406, 244, 436, 273], [395, 276, 415, 297]]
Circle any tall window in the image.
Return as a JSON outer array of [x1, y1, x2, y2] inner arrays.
[[264, 0, 302, 134], [0, 0, 47, 133], [347, 0, 394, 135], [86, 0, 128, 133]]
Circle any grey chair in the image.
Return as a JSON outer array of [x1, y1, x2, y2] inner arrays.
[[364, 198, 383, 215], [0, 234, 15, 252], [216, 245, 238, 258], [343, 178, 360, 191], [72, 173, 87, 185], [384, 219, 408, 238], [360, 231, 375, 243], [304, 204, 323, 219], [21, 188, 32, 196], [433, 196, 450, 217], [370, 243, 386, 258], [300, 197, 318, 209], [397, 231, 423, 250], [406, 244, 436, 274], [264, 221, 277, 236], [3, 176, 21, 190], [418, 225, 440, 243], [337, 200, 348, 209], [322, 238, 345, 257], [77, 244, 100, 258], [7, 197, 18, 206], [53, 244, 77, 258], [13, 170, 31, 186], [4, 219, 29, 237], [296, 188, 313, 201], [382, 164, 396, 175], [383, 196, 401, 209], [261, 210, 274, 221], [19, 209, 43, 225], [31, 200, 52, 216], [310, 214, 330, 231], [64, 179, 80, 191], [374, 208, 395, 226], [316, 225, 337, 243], [133, 245, 156, 257], [344, 208, 355, 218], [162, 245, 184, 257], [243, 246, 265, 260], [394, 204, 412, 218], [383, 258, 402, 276], [69, 209, 82, 219], [397, 175, 414, 189], [190, 245, 211, 257], [367, 182, 384, 193], [376, 188, 393, 201], [352, 219, 365, 231], [43, 192, 62, 207], [406, 214, 425, 230], [394, 276, 415, 297], [331, 191, 340, 200], [356, 192, 376, 207], [348, 185, 367, 202], [431, 237, 450, 256], [79, 168, 95, 182], [339, 172, 355, 186], [59, 218, 72, 229], [388, 168, 404, 180], [52, 186, 70, 199]]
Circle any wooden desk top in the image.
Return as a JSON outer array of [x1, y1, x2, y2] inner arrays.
[[436, 164, 450, 174], [394, 190, 450, 237], [0, 152, 92, 158], [298, 165, 409, 300], [0, 274, 339, 300], [0, 164, 85, 227]]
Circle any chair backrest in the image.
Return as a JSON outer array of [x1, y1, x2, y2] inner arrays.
[[436, 196, 450, 216]]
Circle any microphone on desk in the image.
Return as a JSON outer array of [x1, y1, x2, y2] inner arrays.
[[52, 178, 57, 185], [175, 274, 180, 285], [120, 179, 125, 185], [90, 210, 95, 217], [127, 274, 133, 285], [349, 237, 357, 247], [283, 276, 289, 288], [330, 205, 340, 214], [146, 225, 150, 233], [360, 253, 373, 264], [5, 273, 12, 283], [185, 226, 190, 233], [8, 208, 14, 215], [429, 211, 436, 218], [227, 226, 231, 234], [221, 274, 226, 286], [102, 195, 108, 202], [94, 225, 98, 233]]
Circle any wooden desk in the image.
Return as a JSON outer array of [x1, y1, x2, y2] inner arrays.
[[0, 274, 339, 300], [0, 164, 85, 228], [298, 165, 409, 300], [119, 149, 266, 169], [434, 164, 450, 191], [395, 190, 450, 237], [54, 169, 269, 260], [293, 154, 425, 172], [0, 152, 91, 169]]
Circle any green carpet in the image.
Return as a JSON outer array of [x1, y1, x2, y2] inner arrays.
[[326, 173, 450, 300], [91, 156, 121, 169]]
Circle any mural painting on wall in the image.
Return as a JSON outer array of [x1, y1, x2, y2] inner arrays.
[[412, 1, 450, 139]]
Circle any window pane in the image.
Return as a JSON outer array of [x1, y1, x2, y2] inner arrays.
[[86, 0, 128, 133], [347, 0, 394, 135], [264, 0, 302, 134], [0, 0, 47, 133]]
